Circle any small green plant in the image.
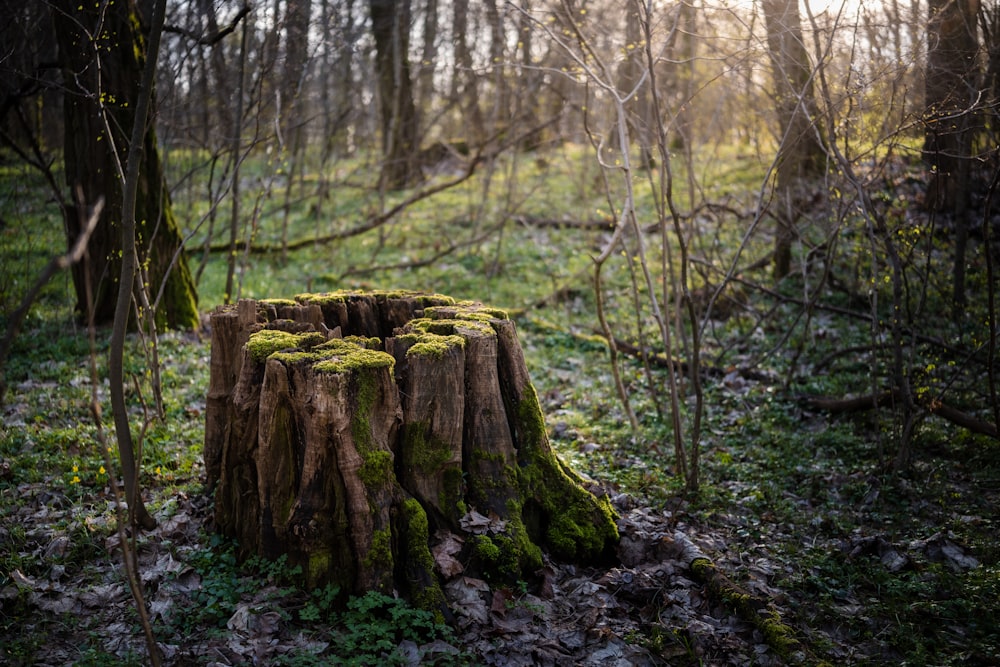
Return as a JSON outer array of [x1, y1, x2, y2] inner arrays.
[[299, 583, 340, 622], [325, 590, 458, 666], [178, 537, 249, 632]]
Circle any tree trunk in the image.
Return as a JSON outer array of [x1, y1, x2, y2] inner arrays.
[[450, 0, 485, 144], [923, 0, 981, 316], [614, 0, 654, 168], [50, 0, 199, 330], [206, 292, 619, 608], [417, 0, 438, 117], [761, 0, 826, 281], [369, 0, 422, 190]]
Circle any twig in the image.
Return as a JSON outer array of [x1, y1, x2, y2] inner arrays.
[[163, 3, 251, 45], [83, 232, 162, 667], [205, 118, 559, 256]]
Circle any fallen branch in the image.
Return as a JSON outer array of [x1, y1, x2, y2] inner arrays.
[[206, 119, 559, 256], [666, 532, 802, 662], [514, 200, 756, 233], [163, 4, 251, 45], [801, 388, 998, 439]]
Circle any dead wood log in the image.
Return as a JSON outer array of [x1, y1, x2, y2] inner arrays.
[[801, 389, 998, 439], [205, 291, 619, 609], [663, 532, 802, 661]]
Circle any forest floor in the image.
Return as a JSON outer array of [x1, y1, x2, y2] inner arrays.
[[1, 319, 998, 666], [2, 154, 999, 665]]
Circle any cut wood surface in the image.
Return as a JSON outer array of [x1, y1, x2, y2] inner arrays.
[[205, 291, 618, 610]]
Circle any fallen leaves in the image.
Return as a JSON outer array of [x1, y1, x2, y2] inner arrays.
[[1, 456, 992, 665]]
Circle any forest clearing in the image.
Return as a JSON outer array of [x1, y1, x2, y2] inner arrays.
[[2, 0, 1000, 664]]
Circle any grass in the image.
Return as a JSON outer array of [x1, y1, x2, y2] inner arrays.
[[2, 144, 1000, 663]]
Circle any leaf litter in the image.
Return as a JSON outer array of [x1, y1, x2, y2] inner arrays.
[[1, 482, 832, 665]]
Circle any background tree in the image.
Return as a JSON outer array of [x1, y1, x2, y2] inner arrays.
[[49, 0, 198, 330], [369, 0, 421, 190], [922, 0, 981, 314], [761, 0, 827, 280], [450, 0, 485, 143]]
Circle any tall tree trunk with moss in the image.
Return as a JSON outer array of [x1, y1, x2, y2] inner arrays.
[[369, 0, 421, 190], [762, 0, 826, 281], [206, 293, 619, 610], [50, 0, 199, 330]]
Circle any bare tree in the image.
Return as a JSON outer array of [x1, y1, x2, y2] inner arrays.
[[450, 0, 485, 142]]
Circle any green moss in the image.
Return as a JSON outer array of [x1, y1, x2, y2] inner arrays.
[[474, 532, 526, 580], [311, 341, 395, 374], [474, 535, 501, 561], [504, 505, 544, 572], [363, 528, 393, 570], [691, 558, 799, 659], [269, 349, 327, 365], [407, 316, 495, 337], [760, 613, 799, 657], [255, 335, 393, 373], [403, 333, 465, 359], [403, 422, 455, 475], [342, 371, 379, 468], [308, 550, 332, 589], [294, 291, 349, 305], [246, 329, 326, 362], [440, 466, 467, 517], [426, 303, 509, 321], [374, 290, 456, 306], [260, 298, 297, 307], [546, 514, 586, 559], [339, 335, 383, 350], [359, 450, 393, 487], [513, 385, 619, 561], [401, 498, 447, 617]]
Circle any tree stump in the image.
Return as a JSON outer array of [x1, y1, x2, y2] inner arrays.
[[205, 291, 618, 610]]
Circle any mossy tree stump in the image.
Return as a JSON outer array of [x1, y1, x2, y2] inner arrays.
[[205, 291, 618, 611]]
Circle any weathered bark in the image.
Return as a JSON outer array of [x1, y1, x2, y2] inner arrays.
[[369, 0, 421, 190], [206, 291, 618, 608], [50, 0, 199, 329]]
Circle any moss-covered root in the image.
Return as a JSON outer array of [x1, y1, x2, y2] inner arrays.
[[514, 384, 619, 563]]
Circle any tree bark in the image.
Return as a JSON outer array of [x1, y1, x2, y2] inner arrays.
[[369, 0, 421, 190], [206, 292, 619, 607], [50, 0, 199, 330], [923, 0, 981, 316], [614, 0, 654, 168], [761, 0, 826, 281], [450, 0, 484, 143]]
